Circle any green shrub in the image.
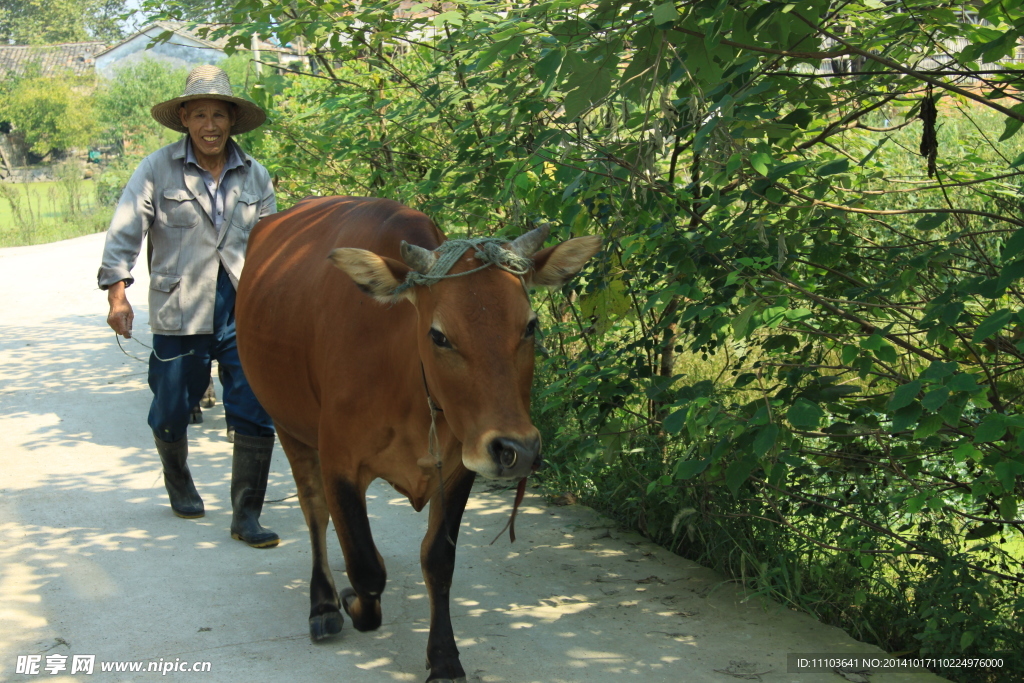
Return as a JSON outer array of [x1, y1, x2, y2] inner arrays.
[[150, 0, 1024, 678], [1, 73, 98, 156], [95, 57, 187, 155]]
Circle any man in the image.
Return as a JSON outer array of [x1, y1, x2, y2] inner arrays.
[[98, 65, 279, 548]]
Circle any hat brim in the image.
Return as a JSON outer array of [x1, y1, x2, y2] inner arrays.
[[151, 93, 267, 136]]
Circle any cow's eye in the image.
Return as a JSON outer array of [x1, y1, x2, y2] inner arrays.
[[429, 328, 451, 348], [525, 319, 538, 338]]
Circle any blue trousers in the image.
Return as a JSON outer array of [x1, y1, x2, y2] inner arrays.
[[148, 266, 274, 443]]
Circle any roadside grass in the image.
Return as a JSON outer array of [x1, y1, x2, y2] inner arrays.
[[0, 179, 112, 248]]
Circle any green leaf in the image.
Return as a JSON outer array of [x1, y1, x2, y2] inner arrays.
[[652, 1, 679, 26], [953, 441, 980, 463], [891, 402, 923, 433], [888, 380, 922, 412], [841, 344, 859, 365], [732, 302, 758, 339], [817, 159, 849, 176], [787, 398, 824, 429], [914, 213, 949, 231], [749, 152, 771, 176], [734, 372, 757, 388], [993, 458, 1024, 490], [960, 631, 975, 650], [725, 456, 758, 497], [1001, 227, 1024, 259], [946, 373, 982, 394], [432, 10, 463, 26], [675, 457, 710, 480], [914, 413, 944, 438], [858, 135, 890, 166], [1000, 495, 1018, 521], [921, 386, 950, 412], [534, 48, 563, 84], [998, 259, 1024, 290], [972, 308, 1014, 343], [921, 360, 958, 382], [753, 423, 779, 457], [939, 302, 965, 326], [998, 103, 1024, 141], [975, 414, 1008, 443], [779, 109, 813, 129], [860, 334, 886, 351], [874, 345, 897, 363], [562, 65, 612, 120], [663, 408, 687, 434], [725, 153, 742, 177], [965, 522, 1000, 541], [766, 160, 810, 181], [906, 491, 927, 514]]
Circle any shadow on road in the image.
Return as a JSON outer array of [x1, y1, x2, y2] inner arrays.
[[0, 235, 939, 682]]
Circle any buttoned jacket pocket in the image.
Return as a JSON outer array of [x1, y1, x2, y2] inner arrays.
[[231, 191, 261, 232], [158, 189, 201, 228], [149, 273, 183, 331]]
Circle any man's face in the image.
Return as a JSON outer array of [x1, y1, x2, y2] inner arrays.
[[179, 99, 235, 160]]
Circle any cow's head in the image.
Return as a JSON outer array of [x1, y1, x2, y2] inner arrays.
[[329, 227, 600, 479]]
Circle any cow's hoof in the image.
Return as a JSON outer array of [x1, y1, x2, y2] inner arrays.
[[309, 611, 343, 642], [340, 587, 382, 631], [340, 587, 357, 617], [426, 678, 467, 683]]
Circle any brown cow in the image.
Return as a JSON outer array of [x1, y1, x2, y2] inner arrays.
[[236, 196, 600, 682]]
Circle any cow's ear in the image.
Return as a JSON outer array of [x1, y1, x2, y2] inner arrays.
[[329, 248, 414, 303], [526, 235, 602, 288]]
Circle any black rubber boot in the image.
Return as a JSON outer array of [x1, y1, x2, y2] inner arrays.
[[230, 433, 280, 548], [154, 435, 204, 519]]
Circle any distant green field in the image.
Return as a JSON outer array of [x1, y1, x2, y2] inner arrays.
[[0, 179, 112, 247]]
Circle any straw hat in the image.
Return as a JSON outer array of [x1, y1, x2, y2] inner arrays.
[[150, 65, 266, 135]]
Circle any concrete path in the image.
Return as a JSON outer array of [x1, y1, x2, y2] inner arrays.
[[0, 233, 947, 683]]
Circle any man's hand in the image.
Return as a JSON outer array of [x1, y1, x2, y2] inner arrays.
[[106, 280, 134, 339]]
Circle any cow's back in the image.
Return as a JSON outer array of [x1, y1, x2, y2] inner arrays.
[[236, 196, 443, 448]]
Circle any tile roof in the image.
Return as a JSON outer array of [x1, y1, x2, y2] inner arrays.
[[0, 42, 106, 79], [94, 21, 223, 58], [95, 22, 280, 58]]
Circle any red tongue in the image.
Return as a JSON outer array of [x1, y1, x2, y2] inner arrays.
[[489, 477, 528, 545]]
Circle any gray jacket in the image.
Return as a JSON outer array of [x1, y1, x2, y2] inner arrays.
[[97, 137, 276, 335]]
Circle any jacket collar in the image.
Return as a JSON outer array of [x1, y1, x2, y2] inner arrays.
[[172, 136, 253, 169]]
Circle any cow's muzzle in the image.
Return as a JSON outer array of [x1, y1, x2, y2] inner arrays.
[[487, 436, 541, 478]]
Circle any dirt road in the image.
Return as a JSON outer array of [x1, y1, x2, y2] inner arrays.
[[0, 233, 946, 682]]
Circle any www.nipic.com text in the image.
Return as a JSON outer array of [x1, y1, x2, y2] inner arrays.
[[15, 654, 213, 675]]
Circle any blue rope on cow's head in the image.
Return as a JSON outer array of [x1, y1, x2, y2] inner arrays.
[[392, 237, 535, 295]]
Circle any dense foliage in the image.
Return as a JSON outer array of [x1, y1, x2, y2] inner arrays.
[[0, 74, 99, 156], [148, 0, 1024, 678], [95, 57, 188, 155], [0, 0, 126, 45]]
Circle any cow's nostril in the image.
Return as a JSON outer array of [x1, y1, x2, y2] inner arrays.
[[500, 447, 517, 469], [489, 438, 521, 471]]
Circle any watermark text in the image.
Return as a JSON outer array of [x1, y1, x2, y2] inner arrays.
[[15, 654, 212, 675]]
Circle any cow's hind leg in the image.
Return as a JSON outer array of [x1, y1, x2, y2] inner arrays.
[[422, 465, 476, 683], [327, 474, 387, 632], [277, 427, 344, 641]]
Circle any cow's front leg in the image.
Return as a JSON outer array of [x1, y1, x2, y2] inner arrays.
[[278, 428, 344, 641], [421, 465, 476, 683], [329, 475, 388, 632]]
